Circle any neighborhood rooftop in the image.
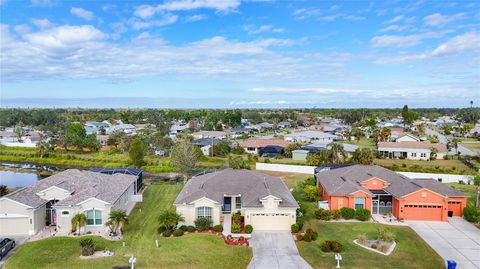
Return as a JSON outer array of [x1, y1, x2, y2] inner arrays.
[[3, 169, 137, 208], [174, 169, 298, 208]]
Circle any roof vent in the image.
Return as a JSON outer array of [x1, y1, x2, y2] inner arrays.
[[340, 176, 347, 182], [200, 183, 205, 189], [367, 173, 373, 176]]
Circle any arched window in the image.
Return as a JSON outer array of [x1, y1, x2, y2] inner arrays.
[[85, 209, 102, 225], [386, 202, 392, 207], [380, 201, 385, 206], [196, 207, 212, 220]]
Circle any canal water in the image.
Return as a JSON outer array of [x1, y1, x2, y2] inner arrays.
[[0, 163, 57, 188]]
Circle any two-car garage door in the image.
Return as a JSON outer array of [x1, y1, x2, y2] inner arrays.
[[0, 216, 30, 236], [403, 204, 443, 221], [250, 213, 292, 231]]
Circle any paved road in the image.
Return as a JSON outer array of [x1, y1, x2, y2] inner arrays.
[[426, 127, 478, 156], [408, 217, 480, 269], [0, 237, 28, 268], [426, 128, 448, 144], [247, 231, 312, 269]]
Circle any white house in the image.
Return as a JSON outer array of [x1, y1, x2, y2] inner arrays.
[[0, 170, 137, 237], [285, 131, 338, 143], [174, 169, 298, 231], [395, 134, 420, 142], [378, 141, 447, 160]]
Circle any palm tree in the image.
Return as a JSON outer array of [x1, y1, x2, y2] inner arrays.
[[158, 210, 184, 232], [107, 210, 129, 236], [430, 147, 438, 160], [471, 100, 474, 108], [328, 143, 347, 164], [71, 213, 87, 235]]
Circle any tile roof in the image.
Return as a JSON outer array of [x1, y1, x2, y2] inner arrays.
[[378, 141, 447, 152], [174, 169, 298, 208], [240, 139, 291, 148], [316, 165, 465, 198], [3, 169, 136, 208]]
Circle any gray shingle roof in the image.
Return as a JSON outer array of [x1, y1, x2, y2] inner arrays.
[[174, 169, 298, 208], [316, 165, 466, 198], [3, 169, 136, 208]]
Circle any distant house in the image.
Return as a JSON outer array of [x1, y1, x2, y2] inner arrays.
[[111, 124, 137, 135], [316, 165, 467, 221], [174, 169, 298, 231], [0, 131, 42, 148], [96, 134, 109, 146], [395, 134, 420, 142], [191, 138, 222, 156], [134, 124, 156, 130], [468, 124, 480, 137], [284, 131, 339, 143], [389, 127, 405, 141], [292, 143, 358, 161], [169, 123, 189, 136], [378, 141, 447, 160], [277, 121, 292, 128], [240, 139, 291, 154], [259, 122, 274, 129], [259, 145, 285, 158], [192, 131, 228, 140], [0, 170, 137, 236], [84, 121, 111, 135]]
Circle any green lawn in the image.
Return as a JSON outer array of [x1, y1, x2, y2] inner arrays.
[[298, 222, 444, 269], [448, 183, 477, 206], [342, 138, 376, 149], [5, 185, 252, 269], [460, 142, 480, 153], [374, 158, 476, 175]]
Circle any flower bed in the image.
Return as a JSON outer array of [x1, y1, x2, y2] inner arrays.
[[353, 239, 396, 256]]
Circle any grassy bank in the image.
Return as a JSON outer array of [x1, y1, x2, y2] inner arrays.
[[374, 158, 476, 175]]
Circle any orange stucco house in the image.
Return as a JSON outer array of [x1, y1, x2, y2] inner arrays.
[[316, 165, 467, 221]]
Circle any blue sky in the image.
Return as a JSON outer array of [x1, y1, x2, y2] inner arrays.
[[0, 0, 479, 108]]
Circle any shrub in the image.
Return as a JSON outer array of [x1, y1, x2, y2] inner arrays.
[[315, 208, 333, 220], [304, 185, 320, 202], [194, 217, 212, 231], [296, 234, 303, 241], [291, 224, 300, 233], [303, 228, 318, 242], [232, 212, 242, 224], [357, 233, 367, 245], [244, 224, 253, 234], [355, 208, 371, 221], [464, 206, 480, 222], [213, 225, 224, 233], [162, 230, 172, 237], [370, 243, 377, 249], [296, 217, 304, 229], [173, 229, 184, 237], [320, 240, 343, 252], [264, 158, 271, 163], [331, 210, 342, 220], [179, 225, 188, 232], [79, 238, 95, 256], [239, 236, 245, 241], [157, 226, 166, 234], [186, 225, 196, 232], [231, 223, 241, 233], [379, 243, 390, 253], [340, 207, 355, 219]]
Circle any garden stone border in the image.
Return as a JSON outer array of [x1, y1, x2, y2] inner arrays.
[[353, 239, 396, 256]]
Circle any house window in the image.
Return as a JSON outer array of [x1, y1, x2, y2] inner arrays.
[[411, 153, 417, 157], [196, 207, 212, 220], [85, 209, 102, 225], [421, 153, 426, 157], [235, 197, 242, 209], [61, 211, 69, 216], [354, 197, 365, 209]]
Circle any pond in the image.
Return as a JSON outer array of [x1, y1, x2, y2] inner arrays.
[[0, 163, 58, 188]]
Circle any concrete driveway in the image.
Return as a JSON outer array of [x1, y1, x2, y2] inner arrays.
[[247, 231, 312, 269], [0, 237, 28, 268], [408, 217, 480, 269]]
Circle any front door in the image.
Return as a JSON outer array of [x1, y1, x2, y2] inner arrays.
[[372, 200, 379, 214], [223, 197, 232, 212]]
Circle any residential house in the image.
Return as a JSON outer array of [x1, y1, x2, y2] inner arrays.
[[378, 141, 447, 160], [284, 130, 339, 143], [84, 121, 111, 135], [0, 170, 137, 236], [316, 165, 467, 221], [90, 167, 143, 192], [395, 134, 420, 142], [389, 127, 405, 141], [111, 124, 137, 135], [0, 131, 42, 148], [277, 121, 292, 128], [259, 145, 285, 158], [191, 138, 222, 156], [174, 169, 298, 231], [97, 134, 109, 146], [292, 143, 358, 161], [192, 130, 229, 140], [169, 123, 190, 137], [133, 124, 156, 130], [240, 139, 291, 154]]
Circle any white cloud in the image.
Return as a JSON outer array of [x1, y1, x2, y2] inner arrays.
[[244, 24, 284, 35], [134, 0, 240, 19], [385, 15, 403, 24], [432, 32, 480, 56], [371, 32, 445, 48], [248, 87, 368, 95], [423, 13, 464, 27], [185, 14, 207, 22], [30, 0, 55, 7], [32, 18, 52, 28], [130, 14, 178, 30], [379, 24, 413, 33], [70, 7, 94, 21], [14, 24, 31, 34]]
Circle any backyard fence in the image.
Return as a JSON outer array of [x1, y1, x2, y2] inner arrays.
[[255, 163, 316, 174], [396, 172, 474, 183]]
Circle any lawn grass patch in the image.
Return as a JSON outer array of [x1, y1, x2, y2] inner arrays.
[[374, 158, 476, 175], [5, 185, 252, 269], [297, 222, 444, 269]]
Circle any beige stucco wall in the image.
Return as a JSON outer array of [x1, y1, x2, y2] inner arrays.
[[243, 196, 297, 229], [0, 198, 46, 236], [55, 199, 111, 236], [175, 198, 222, 226]]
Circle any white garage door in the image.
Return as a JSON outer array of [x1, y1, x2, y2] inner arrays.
[[250, 213, 292, 231], [0, 216, 30, 236]]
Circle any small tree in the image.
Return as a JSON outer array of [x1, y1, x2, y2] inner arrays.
[[0, 185, 9, 197], [430, 147, 439, 160], [171, 140, 200, 180], [228, 156, 249, 169], [129, 137, 145, 168], [283, 143, 302, 158], [209, 141, 231, 157], [158, 210, 184, 232], [71, 213, 87, 235], [304, 185, 320, 202], [107, 210, 129, 236], [351, 148, 375, 164]]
